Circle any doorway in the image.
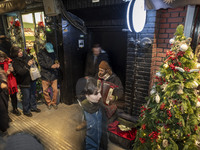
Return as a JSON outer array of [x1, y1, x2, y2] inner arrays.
[[89, 29, 127, 87]]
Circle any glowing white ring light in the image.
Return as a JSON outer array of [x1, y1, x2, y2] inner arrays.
[[126, 0, 133, 32], [126, 0, 146, 33], [132, 0, 146, 33]]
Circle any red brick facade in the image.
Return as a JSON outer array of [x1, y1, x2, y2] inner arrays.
[[149, 7, 187, 88]]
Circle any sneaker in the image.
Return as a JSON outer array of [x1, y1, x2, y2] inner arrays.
[[76, 121, 87, 131], [31, 108, 41, 113], [12, 109, 21, 116], [47, 104, 52, 110], [23, 112, 32, 117], [52, 104, 58, 110]]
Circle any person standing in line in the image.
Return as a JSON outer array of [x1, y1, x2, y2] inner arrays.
[[0, 50, 21, 116], [0, 68, 9, 134], [10, 46, 41, 117], [37, 42, 59, 110]]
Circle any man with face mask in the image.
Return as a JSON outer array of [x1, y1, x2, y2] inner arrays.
[[38, 42, 60, 110]]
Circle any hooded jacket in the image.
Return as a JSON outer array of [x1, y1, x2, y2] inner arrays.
[[37, 49, 58, 81]]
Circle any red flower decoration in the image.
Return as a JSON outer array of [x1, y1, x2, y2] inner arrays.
[[38, 21, 45, 27], [140, 106, 147, 113], [167, 110, 172, 119], [149, 131, 160, 141], [160, 103, 165, 110], [142, 124, 146, 130], [177, 51, 185, 57], [184, 67, 190, 72], [26, 48, 31, 54], [139, 138, 146, 143], [166, 51, 174, 56], [194, 125, 198, 131], [169, 63, 176, 71], [14, 20, 21, 27]]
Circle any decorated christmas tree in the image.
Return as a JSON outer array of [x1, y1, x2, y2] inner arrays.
[[133, 25, 200, 150]]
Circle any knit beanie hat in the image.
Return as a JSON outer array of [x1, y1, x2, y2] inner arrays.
[[99, 61, 110, 70], [99, 61, 112, 75]]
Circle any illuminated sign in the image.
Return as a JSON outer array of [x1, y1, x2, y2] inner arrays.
[[126, 0, 146, 33]]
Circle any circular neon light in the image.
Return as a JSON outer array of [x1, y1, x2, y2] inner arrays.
[[126, 0, 133, 32], [132, 0, 146, 32]]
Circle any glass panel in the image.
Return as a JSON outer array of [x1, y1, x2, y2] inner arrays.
[[22, 13, 35, 49], [34, 12, 45, 27], [34, 12, 46, 41]]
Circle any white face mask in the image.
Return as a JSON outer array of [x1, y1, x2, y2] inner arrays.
[[86, 92, 102, 103]]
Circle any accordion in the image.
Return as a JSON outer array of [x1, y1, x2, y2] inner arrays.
[[97, 79, 118, 118]]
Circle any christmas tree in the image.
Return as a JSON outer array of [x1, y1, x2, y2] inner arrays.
[[133, 24, 200, 150]]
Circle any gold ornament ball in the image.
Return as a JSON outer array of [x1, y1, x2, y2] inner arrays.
[[163, 63, 169, 69], [143, 133, 146, 136], [166, 128, 170, 131]]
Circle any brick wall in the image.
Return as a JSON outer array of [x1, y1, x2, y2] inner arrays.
[[150, 7, 187, 88], [125, 10, 156, 116], [125, 7, 187, 117]]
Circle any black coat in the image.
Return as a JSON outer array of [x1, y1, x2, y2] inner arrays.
[[85, 50, 109, 77], [0, 78, 9, 132], [37, 49, 58, 81], [12, 53, 31, 88]]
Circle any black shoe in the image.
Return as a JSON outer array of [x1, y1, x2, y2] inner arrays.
[[23, 112, 32, 117], [0, 131, 8, 137], [47, 104, 52, 110], [8, 116, 12, 122], [31, 108, 41, 113], [52, 104, 58, 110], [12, 109, 21, 116]]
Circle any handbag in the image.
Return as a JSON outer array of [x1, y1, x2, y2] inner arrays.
[[30, 64, 41, 81]]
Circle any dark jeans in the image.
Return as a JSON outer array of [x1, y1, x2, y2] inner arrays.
[[10, 93, 18, 110], [20, 81, 37, 114]]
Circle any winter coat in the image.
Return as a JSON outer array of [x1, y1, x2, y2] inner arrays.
[[0, 58, 18, 95], [85, 50, 109, 77], [37, 49, 58, 81], [12, 53, 31, 88], [0, 71, 9, 132]]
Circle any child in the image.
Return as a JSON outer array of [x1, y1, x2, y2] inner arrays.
[[79, 77, 103, 150]]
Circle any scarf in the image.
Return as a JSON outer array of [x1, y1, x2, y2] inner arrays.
[[81, 99, 100, 114], [0, 58, 18, 94]]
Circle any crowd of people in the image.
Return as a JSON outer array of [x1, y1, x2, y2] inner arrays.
[[0, 42, 60, 135], [0, 41, 124, 150]]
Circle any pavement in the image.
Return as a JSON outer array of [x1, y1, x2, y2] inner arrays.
[[3, 102, 125, 150]]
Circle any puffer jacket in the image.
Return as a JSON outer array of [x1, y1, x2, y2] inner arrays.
[[37, 49, 58, 81]]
